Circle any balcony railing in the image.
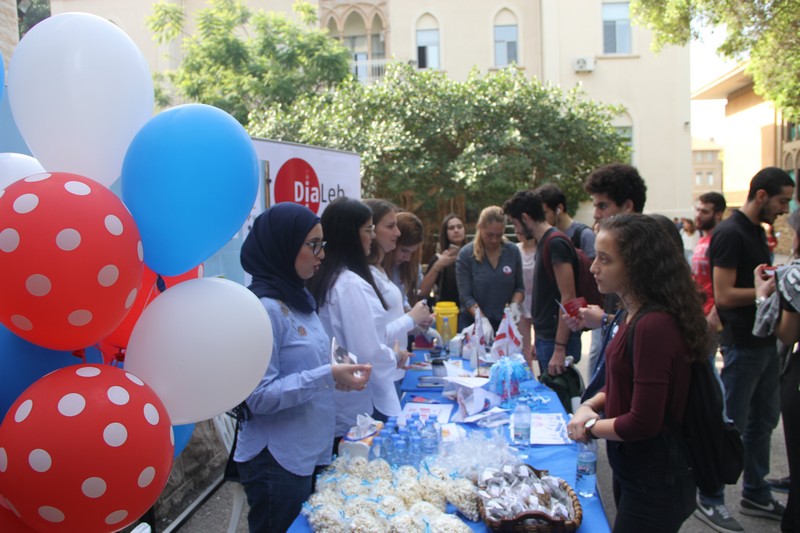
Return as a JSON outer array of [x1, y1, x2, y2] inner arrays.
[[350, 58, 389, 84]]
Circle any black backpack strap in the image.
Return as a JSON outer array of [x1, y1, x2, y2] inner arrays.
[[571, 224, 587, 249]]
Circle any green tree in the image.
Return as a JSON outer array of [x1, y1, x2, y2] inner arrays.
[[147, 0, 351, 125], [250, 63, 628, 216], [18, 0, 51, 39], [632, 0, 800, 120]]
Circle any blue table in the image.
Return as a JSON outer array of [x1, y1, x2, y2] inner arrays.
[[290, 353, 610, 532]]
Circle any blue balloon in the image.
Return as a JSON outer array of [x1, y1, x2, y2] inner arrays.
[[0, 324, 103, 421], [0, 52, 4, 103], [172, 423, 195, 459], [121, 104, 258, 276]]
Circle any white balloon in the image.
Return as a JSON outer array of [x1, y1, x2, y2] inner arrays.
[[0, 153, 45, 189], [7, 13, 153, 187], [124, 278, 273, 424]]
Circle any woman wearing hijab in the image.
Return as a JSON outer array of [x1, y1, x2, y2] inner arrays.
[[235, 202, 371, 533]]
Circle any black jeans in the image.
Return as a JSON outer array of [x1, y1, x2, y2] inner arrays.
[[237, 447, 314, 533], [781, 352, 800, 533], [607, 434, 696, 533]]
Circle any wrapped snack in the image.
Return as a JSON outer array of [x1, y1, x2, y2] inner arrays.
[[430, 513, 474, 533], [388, 511, 426, 533], [337, 475, 372, 497], [409, 500, 445, 521], [350, 511, 388, 533], [345, 456, 370, 479], [306, 504, 348, 533], [368, 458, 393, 482], [417, 472, 448, 510], [305, 488, 345, 511], [396, 477, 426, 508], [447, 477, 481, 521], [396, 464, 419, 479], [344, 498, 380, 520], [376, 494, 406, 515], [342, 413, 383, 446]]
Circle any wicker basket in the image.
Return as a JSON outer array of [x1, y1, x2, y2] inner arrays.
[[478, 465, 583, 533]]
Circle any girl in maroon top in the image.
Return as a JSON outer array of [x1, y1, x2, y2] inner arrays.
[[567, 214, 710, 532]]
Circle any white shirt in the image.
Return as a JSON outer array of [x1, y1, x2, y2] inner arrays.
[[371, 265, 414, 381], [318, 269, 402, 436]]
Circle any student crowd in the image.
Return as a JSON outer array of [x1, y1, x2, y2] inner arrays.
[[233, 162, 800, 533]]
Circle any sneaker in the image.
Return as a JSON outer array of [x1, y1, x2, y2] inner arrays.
[[694, 498, 744, 533], [740, 495, 786, 520], [767, 475, 791, 493]]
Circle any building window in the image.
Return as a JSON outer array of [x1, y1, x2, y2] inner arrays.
[[695, 172, 702, 185], [494, 25, 518, 67], [416, 29, 440, 69], [603, 2, 631, 54], [614, 126, 633, 162], [707, 172, 714, 185]]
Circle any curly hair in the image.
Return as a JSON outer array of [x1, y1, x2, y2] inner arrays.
[[600, 214, 709, 361], [584, 164, 647, 213]]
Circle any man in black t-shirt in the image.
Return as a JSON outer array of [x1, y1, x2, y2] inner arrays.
[[708, 167, 794, 522], [503, 190, 580, 376]]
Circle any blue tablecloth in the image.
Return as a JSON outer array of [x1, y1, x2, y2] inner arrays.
[[289, 353, 611, 533]]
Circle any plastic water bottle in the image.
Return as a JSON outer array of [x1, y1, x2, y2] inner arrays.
[[408, 435, 422, 467], [576, 440, 598, 498], [398, 425, 411, 447], [369, 436, 384, 461], [421, 419, 438, 458], [441, 317, 452, 353], [388, 434, 402, 466], [394, 440, 408, 467], [409, 412, 423, 434], [512, 401, 531, 446]]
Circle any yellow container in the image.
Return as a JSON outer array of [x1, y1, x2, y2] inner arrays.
[[434, 301, 459, 338]]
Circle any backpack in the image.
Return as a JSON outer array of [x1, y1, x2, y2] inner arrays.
[[626, 311, 744, 493], [570, 223, 590, 251], [540, 231, 603, 307], [540, 364, 585, 415]]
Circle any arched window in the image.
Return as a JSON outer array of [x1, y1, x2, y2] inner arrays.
[[416, 14, 439, 69], [494, 9, 518, 67]]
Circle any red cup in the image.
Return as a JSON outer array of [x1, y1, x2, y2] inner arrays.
[[563, 297, 588, 317]]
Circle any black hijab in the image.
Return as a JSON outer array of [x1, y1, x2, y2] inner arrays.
[[241, 203, 319, 313]]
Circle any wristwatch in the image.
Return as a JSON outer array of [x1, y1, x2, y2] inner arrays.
[[584, 418, 598, 440], [755, 295, 767, 307]]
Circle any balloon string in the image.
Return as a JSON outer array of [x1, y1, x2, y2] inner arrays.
[[71, 348, 86, 363], [113, 349, 125, 366], [156, 274, 166, 293]]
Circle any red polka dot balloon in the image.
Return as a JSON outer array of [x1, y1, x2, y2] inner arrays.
[[0, 172, 143, 350], [0, 364, 174, 532]]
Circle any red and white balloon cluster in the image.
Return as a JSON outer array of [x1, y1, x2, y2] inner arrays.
[[0, 11, 271, 533]]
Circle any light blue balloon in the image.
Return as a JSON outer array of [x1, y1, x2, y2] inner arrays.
[[172, 423, 195, 459], [0, 324, 103, 421], [121, 104, 258, 276]]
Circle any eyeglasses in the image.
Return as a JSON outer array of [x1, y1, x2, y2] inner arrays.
[[361, 224, 376, 234], [303, 240, 327, 256]]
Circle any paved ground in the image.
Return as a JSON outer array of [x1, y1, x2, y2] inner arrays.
[[164, 331, 791, 533]]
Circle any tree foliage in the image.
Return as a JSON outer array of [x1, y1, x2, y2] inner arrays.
[[632, 0, 800, 120], [249, 63, 629, 216], [18, 0, 51, 39], [147, 0, 351, 125]]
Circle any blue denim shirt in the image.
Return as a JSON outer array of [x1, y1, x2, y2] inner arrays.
[[234, 298, 335, 476]]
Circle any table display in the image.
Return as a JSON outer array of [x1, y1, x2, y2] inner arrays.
[[289, 352, 610, 533]]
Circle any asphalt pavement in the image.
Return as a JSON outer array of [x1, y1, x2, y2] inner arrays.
[[164, 331, 790, 533]]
